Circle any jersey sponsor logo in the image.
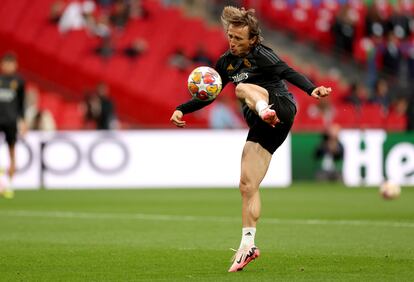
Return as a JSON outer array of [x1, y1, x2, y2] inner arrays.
[[0, 89, 15, 102], [231, 72, 248, 83]]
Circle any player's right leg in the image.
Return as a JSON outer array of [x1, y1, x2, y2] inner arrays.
[[235, 83, 279, 126]]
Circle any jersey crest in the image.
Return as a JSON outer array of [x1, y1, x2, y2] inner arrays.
[[243, 58, 251, 68]]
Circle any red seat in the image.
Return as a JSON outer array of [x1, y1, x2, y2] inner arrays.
[[56, 103, 84, 130], [358, 104, 387, 128], [385, 112, 407, 131], [332, 104, 359, 128]]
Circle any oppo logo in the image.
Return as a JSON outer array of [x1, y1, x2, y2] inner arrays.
[[0, 133, 130, 175]]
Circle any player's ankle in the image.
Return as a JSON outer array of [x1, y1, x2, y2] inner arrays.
[[255, 100, 269, 116]]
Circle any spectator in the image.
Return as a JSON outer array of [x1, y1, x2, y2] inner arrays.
[[393, 96, 408, 116], [307, 97, 336, 127], [129, 0, 149, 19], [95, 36, 115, 59], [386, 3, 411, 40], [96, 83, 116, 130], [191, 45, 213, 66], [32, 110, 56, 131], [24, 86, 40, 127], [208, 96, 244, 129], [123, 38, 148, 59], [381, 32, 403, 81], [332, 3, 357, 56], [314, 123, 344, 182], [83, 90, 101, 129], [92, 14, 112, 38], [406, 91, 414, 131], [49, 0, 65, 24], [169, 48, 191, 72], [365, 4, 386, 38], [370, 77, 392, 113], [83, 83, 117, 130], [58, 0, 96, 34], [403, 34, 414, 88], [344, 81, 370, 110], [96, 0, 113, 9], [365, 34, 384, 91], [24, 86, 56, 131], [110, 0, 130, 28]]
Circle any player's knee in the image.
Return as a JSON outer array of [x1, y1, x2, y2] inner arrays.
[[235, 83, 248, 98], [239, 177, 256, 196]]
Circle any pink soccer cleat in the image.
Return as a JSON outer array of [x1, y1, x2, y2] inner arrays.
[[228, 245, 260, 272], [259, 106, 279, 127]]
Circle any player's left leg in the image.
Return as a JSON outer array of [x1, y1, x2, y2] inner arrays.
[[228, 141, 272, 272], [239, 141, 271, 228], [235, 83, 279, 126]]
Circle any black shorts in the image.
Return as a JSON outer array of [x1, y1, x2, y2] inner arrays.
[[243, 94, 297, 154], [0, 122, 18, 146]]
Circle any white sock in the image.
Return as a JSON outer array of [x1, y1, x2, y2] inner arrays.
[[255, 100, 268, 115], [239, 227, 256, 248]]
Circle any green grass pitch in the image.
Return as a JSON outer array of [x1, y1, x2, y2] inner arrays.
[[0, 182, 413, 281]]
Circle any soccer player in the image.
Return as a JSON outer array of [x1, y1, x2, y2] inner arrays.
[[0, 53, 26, 199], [170, 6, 331, 272]]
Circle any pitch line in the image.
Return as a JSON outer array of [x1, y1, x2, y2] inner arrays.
[[1, 210, 414, 228]]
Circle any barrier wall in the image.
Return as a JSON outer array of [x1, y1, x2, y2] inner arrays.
[[1, 130, 413, 189], [293, 130, 414, 186], [0, 130, 291, 189]]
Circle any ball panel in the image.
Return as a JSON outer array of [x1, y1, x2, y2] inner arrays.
[[188, 82, 199, 95]]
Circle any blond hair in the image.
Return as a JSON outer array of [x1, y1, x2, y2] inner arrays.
[[221, 6, 263, 45]]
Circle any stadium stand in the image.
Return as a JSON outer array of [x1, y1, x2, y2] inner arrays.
[[243, 0, 410, 131], [0, 0, 409, 130]]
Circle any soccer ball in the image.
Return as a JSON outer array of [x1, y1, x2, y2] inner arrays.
[[379, 181, 401, 200], [187, 66, 222, 101]]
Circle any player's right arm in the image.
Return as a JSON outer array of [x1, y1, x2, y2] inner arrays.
[[170, 98, 215, 128], [170, 109, 185, 127], [170, 57, 229, 128]]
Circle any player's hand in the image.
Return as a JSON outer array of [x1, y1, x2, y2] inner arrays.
[[170, 110, 186, 128], [311, 86, 332, 99], [18, 119, 28, 136]]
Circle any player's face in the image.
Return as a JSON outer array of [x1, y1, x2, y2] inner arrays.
[[227, 24, 255, 57]]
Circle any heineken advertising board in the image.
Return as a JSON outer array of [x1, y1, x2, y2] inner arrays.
[[292, 130, 414, 186]]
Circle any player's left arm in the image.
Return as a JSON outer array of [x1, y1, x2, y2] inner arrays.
[[266, 56, 332, 98], [310, 86, 332, 99]]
